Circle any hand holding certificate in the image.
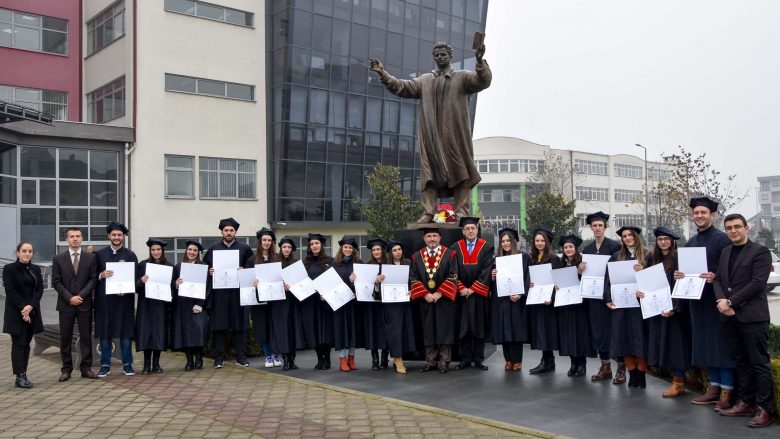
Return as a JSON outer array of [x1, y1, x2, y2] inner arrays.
[[281, 260, 317, 301], [239, 267, 260, 306], [495, 254, 525, 297], [144, 263, 173, 302], [527, 264, 554, 305], [212, 250, 239, 289], [580, 254, 610, 299], [353, 263, 380, 302], [381, 264, 410, 302], [552, 266, 582, 307], [607, 260, 639, 308], [179, 262, 208, 299], [672, 247, 707, 300], [105, 262, 135, 295], [313, 267, 354, 311], [256, 262, 286, 301], [635, 263, 673, 319]]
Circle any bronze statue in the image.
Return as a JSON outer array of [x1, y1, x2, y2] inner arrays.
[[370, 41, 491, 223]]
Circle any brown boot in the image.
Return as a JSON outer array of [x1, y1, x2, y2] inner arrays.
[[339, 357, 350, 372], [612, 363, 626, 385], [347, 355, 357, 370], [662, 377, 686, 398], [691, 385, 720, 405], [714, 389, 733, 412], [591, 362, 613, 382]]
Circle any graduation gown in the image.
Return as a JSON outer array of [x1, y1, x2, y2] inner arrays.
[[298, 256, 335, 348], [333, 259, 360, 350], [171, 262, 208, 350], [454, 238, 494, 340], [94, 246, 138, 339], [410, 246, 459, 346], [556, 259, 595, 358], [359, 267, 386, 351], [686, 226, 734, 368], [582, 237, 622, 354], [203, 241, 254, 332], [490, 253, 531, 345], [382, 259, 416, 357], [135, 260, 173, 351], [646, 257, 691, 371], [249, 257, 272, 346], [528, 254, 560, 351], [269, 257, 298, 355], [604, 250, 649, 358]]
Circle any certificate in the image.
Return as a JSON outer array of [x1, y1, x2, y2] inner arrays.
[[313, 267, 354, 311], [178, 262, 208, 300], [580, 254, 610, 299], [635, 263, 674, 318], [672, 247, 708, 300], [381, 264, 410, 303], [281, 260, 317, 301], [672, 276, 706, 300], [611, 283, 640, 308], [144, 263, 173, 302], [255, 263, 285, 301], [238, 268, 261, 306], [608, 260, 640, 308], [553, 266, 582, 307], [526, 263, 555, 305], [212, 250, 239, 289], [105, 262, 135, 295], [495, 254, 526, 297], [353, 263, 380, 302]]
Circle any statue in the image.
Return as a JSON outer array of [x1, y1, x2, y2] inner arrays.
[[370, 41, 491, 223]]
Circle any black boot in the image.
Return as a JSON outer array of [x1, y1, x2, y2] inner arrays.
[[567, 357, 577, 377], [380, 350, 389, 369], [636, 371, 646, 389], [15, 373, 32, 389], [573, 357, 586, 377], [628, 369, 637, 388], [194, 348, 203, 370], [142, 350, 152, 375], [371, 350, 380, 370], [185, 349, 194, 372], [314, 347, 325, 370], [322, 349, 331, 370], [282, 354, 290, 371], [289, 353, 298, 370], [152, 350, 163, 374]]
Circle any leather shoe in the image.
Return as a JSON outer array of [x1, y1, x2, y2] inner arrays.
[[747, 407, 774, 428], [15, 373, 32, 389], [454, 362, 471, 370], [719, 400, 755, 417], [438, 363, 449, 374], [58, 371, 72, 382], [573, 364, 586, 377], [420, 363, 438, 373], [475, 362, 489, 371], [80, 369, 98, 379]]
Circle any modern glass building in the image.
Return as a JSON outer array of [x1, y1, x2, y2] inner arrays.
[[266, 0, 489, 226]]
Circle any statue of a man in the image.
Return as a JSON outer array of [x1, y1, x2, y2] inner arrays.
[[370, 42, 491, 223]]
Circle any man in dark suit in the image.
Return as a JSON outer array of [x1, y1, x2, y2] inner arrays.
[[713, 213, 775, 428], [52, 227, 98, 381]]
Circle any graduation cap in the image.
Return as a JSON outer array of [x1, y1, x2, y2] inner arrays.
[[586, 211, 610, 225], [616, 226, 642, 237], [145, 238, 168, 248], [458, 216, 480, 228], [184, 240, 204, 252], [218, 217, 240, 231], [366, 238, 386, 251], [106, 221, 129, 235], [385, 240, 404, 253], [419, 227, 442, 236], [531, 227, 554, 243], [689, 196, 719, 212], [306, 233, 327, 244], [653, 226, 681, 240], [498, 227, 520, 243], [338, 236, 359, 249], [256, 227, 276, 241], [278, 237, 297, 251], [558, 234, 583, 247]]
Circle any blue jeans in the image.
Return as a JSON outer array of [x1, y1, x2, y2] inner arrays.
[[100, 338, 133, 367], [338, 348, 356, 358], [708, 366, 735, 390]]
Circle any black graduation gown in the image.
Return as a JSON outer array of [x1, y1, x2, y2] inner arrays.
[[646, 257, 691, 371], [556, 259, 595, 358], [249, 257, 272, 346], [333, 259, 359, 350], [268, 258, 299, 355], [528, 254, 560, 351], [203, 241, 254, 332], [686, 226, 734, 368], [171, 262, 208, 350], [490, 253, 531, 345], [94, 246, 138, 339], [359, 264, 386, 351], [454, 238, 494, 340], [409, 246, 459, 346], [298, 256, 335, 348], [582, 237, 622, 354], [604, 250, 649, 358], [135, 260, 173, 351], [382, 259, 416, 357]]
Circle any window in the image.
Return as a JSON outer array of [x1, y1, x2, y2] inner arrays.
[[773, 192, 780, 203], [164, 0, 253, 27], [165, 74, 254, 101], [578, 214, 588, 227], [575, 186, 608, 201], [200, 157, 256, 199], [87, 76, 125, 123], [87, 0, 125, 55], [615, 189, 642, 203], [614, 214, 644, 228], [760, 181, 770, 191], [761, 205, 771, 215], [648, 168, 670, 181], [165, 155, 194, 198], [614, 163, 643, 179], [773, 180, 780, 188], [0, 8, 68, 55], [474, 159, 544, 174], [773, 205, 780, 213], [574, 159, 608, 176], [0, 84, 68, 120]]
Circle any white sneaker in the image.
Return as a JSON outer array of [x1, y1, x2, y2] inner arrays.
[[272, 354, 282, 367], [264, 356, 274, 368]]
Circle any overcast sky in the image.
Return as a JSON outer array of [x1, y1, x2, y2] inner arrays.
[[472, 0, 780, 217]]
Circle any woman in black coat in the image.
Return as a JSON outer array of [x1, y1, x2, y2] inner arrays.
[[276, 237, 300, 370], [363, 238, 389, 370], [528, 227, 561, 375], [253, 227, 280, 368], [557, 235, 595, 377], [383, 240, 416, 374], [302, 233, 335, 370], [172, 240, 208, 371], [136, 238, 173, 375], [2, 242, 44, 388], [332, 237, 361, 372]]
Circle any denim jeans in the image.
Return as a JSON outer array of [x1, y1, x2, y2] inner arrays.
[[708, 366, 735, 389], [100, 338, 133, 367]]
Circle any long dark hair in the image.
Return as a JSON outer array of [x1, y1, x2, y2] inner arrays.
[[279, 243, 298, 268], [182, 244, 201, 264], [497, 231, 518, 257], [255, 237, 280, 264], [148, 246, 167, 264], [530, 232, 552, 262], [334, 246, 363, 265], [618, 229, 647, 268], [560, 244, 582, 267], [653, 240, 678, 272], [305, 239, 329, 268], [367, 245, 387, 265]]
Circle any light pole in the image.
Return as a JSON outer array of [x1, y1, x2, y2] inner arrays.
[[635, 144, 649, 233]]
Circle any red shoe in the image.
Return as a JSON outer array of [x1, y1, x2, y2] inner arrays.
[[339, 357, 350, 372], [347, 355, 357, 370]]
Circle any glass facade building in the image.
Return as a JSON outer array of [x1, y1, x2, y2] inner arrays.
[[267, 0, 489, 224]]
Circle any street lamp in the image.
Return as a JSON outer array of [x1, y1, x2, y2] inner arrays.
[[635, 144, 649, 233]]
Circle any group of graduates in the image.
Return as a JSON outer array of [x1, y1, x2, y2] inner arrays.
[[2, 196, 775, 428]]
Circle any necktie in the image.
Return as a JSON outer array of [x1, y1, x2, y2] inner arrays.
[[468, 242, 474, 255], [72, 252, 79, 273], [429, 250, 435, 259]]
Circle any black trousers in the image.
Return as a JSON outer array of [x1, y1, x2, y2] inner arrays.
[[723, 319, 776, 411], [59, 306, 93, 372], [211, 330, 246, 360], [459, 332, 485, 363], [502, 342, 524, 363], [11, 325, 34, 375]]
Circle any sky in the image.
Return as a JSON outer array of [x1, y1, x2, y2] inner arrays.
[[472, 0, 780, 217]]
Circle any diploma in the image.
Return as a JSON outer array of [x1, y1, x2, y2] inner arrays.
[[552, 266, 582, 307], [105, 262, 135, 295], [255, 262, 286, 301], [608, 260, 640, 308], [281, 260, 317, 301], [313, 267, 354, 311], [672, 247, 708, 300], [238, 267, 260, 306], [212, 250, 239, 289], [635, 263, 674, 318], [353, 263, 380, 302], [526, 263, 555, 305], [580, 254, 610, 299], [178, 262, 207, 300], [380, 264, 410, 303], [144, 263, 173, 302], [495, 254, 525, 297]]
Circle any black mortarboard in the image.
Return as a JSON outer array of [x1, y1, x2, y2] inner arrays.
[[184, 240, 204, 252], [558, 234, 583, 247], [616, 226, 642, 237], [338, 236, 359, 249], [458, 216, 480, 228], [256, 227, 276, 241], [218, 217, 240, 231], [419, 227, 441, 236], [145, 238, 168, 248], [106, 221, 129, 235], [689, 196, 719, 212], [306, 233, 327, 244], [366, 238, 386, 251], [531, 227, 554, 243], [653, 226, 681, 240], [386, 240, 404, 252], [278, 237, 297, 251], [586, 211, 610, 225], [498, 228, 520, 243]]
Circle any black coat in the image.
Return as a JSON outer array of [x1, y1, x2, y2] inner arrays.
[[297, 255, 335, 348], [171, 262, 208, 350], [2, 260, 44, 335], [582, 237, 622, 355], [135, 260, 173, 351], [714, 240, 772, 323], [490, 252, 531, 345], [94, 246, 138, 339], [557, 258, 595, 358], [203, 241, 254, 332], [333, 259, 359, 350], [453, 238, 494, 339], [604, 250, 649, 358], [382, 259, 416, 357], [269, 257, 299, 355], [409, 246, 459, 346], [360, 261, 386, 351], [528, 254, 560, 351], [646, 255, 691, 370], [52, 249, 97, 312]]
